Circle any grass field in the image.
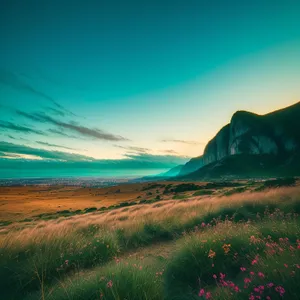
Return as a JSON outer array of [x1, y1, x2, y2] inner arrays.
[[0, 178, 299, 299]]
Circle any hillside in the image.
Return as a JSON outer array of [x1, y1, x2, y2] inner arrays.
[[178, 102, 300, 179], [1, 181, 300, 300]]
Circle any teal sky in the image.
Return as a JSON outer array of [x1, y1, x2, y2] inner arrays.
[[0, 0, 300, 178]]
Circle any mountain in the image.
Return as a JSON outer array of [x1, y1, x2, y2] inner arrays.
[[159, 164, 184, 177], [178, 102, 300, 179]]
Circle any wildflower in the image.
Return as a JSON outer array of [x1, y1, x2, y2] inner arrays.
[[208, 249, 216, 259], [266, 297, 271, 300], [222, 243, 231, 254], [275, 286, 285, 297], [107, 280, 113, 288], [234, 286, 240, 292], [199, 289, 205, 297], [267, 283, 274, 288], [244, 278, 252, 284], [201, 222, 206, 227], [252, 259, 258, 265], [284, 264, 288, 268], [258, 272, 265, 278], [213, 274, 217, 279], [205, 292, 212, 299], [240, 267, 246, 272], [250, 271, 255, 276], [220, 273, 226, 280]]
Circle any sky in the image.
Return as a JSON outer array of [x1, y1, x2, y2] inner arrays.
[[0, 0, 300, 178]]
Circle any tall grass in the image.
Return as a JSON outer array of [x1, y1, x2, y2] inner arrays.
[[1, 186, 300, 299], [26, 259, 164, 300]]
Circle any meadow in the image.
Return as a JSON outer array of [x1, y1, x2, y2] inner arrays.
[[0, 179, 299, 299]]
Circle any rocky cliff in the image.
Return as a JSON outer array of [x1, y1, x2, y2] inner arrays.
[[178, 102, 300, 177]]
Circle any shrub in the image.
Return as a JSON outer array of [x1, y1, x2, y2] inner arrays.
[[193, 190, 214, 196]]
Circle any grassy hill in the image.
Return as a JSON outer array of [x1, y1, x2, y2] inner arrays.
[[1, 180, 300, 299]]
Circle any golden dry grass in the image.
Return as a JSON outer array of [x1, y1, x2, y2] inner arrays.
[[1, 184, 299, 246]]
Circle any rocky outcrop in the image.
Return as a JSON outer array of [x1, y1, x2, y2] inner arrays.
[[178, 102, 300, 177]]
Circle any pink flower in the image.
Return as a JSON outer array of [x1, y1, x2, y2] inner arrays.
[[252, 259, 258, 265], [250, 271, 255, 276], [107, 280, 113, 288], [267, 283, 274, 288], [275, 286, 285, 297], [244, 278, 252, 284], [240, 267, 246, 272], [266, 297, 271, 300], [284, 264, 288, 268], [258, 272, 265, 278], [213, 274, 217, 279], [220, 273, 226, 280], [205, 292, 212, 299], [199, 289, 205, 297]]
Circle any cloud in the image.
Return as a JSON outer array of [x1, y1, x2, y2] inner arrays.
[[35, 141, 78, 151], [0, 121, 45, 135], [0, 141, 94, 162], [46, 107, 66, 117], [47, 128, 80, 139], [0, 141, 188, 168], [114, 145, 150, 153], [123, 152, 188, 165], [161, 139, 204, 145], [17, 110, 129, 141], [0, 70, 75, 116], [162, 149, 179, 154], [6, 135, 16, 140]]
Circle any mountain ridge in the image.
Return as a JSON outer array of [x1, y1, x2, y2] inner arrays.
[[177, 101, 300, 179]]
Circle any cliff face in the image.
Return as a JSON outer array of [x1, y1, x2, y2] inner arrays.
[[178, 102, 300, 176]]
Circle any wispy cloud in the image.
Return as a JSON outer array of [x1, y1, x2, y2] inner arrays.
[[161, 139, 203, 145], [124, 152, 188, 164], [35, 141, 78, 151], [0, 141, 94, 161], [0, 69, 74, 116], [47, 128, 80, 139], [114, 145, 150, 153], [0, 142, 188, 168], [16, 110, 129, 142], [162, 149, 179, 154], [0, 121, 45, 135], [46, 107, 66, 117]]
